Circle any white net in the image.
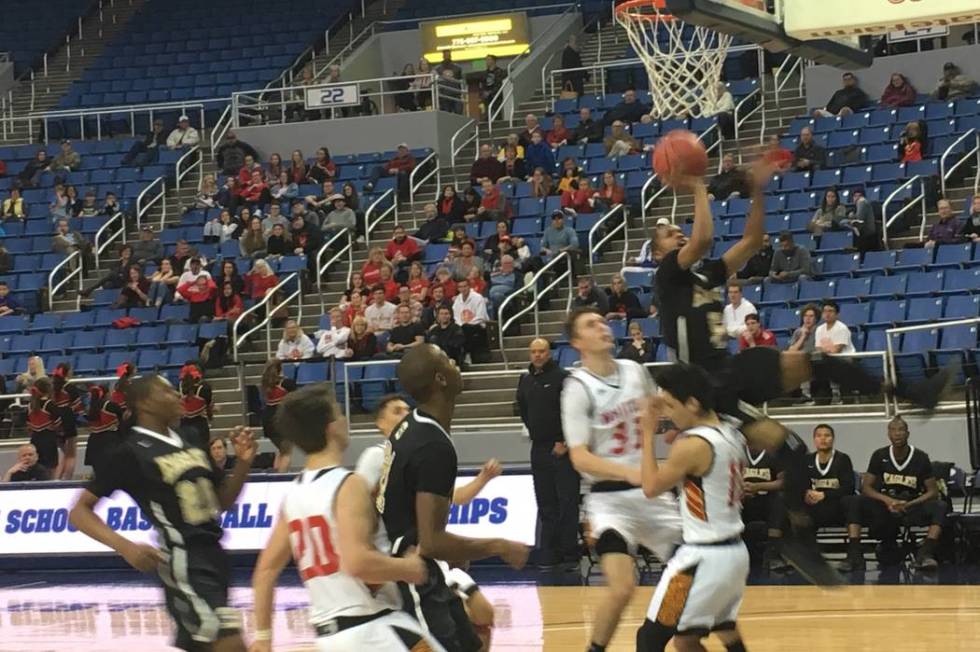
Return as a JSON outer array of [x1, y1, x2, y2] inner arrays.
[[615, 1, 732, 120]]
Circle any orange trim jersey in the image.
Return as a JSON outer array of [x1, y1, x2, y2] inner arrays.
[[679, 422, 747, 544]]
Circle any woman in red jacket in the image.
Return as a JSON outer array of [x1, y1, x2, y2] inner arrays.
[[214, 281, 244, 321], [361, 247, 386, 286], [546, 113, 571, 147], [560, 176, 595, 213], [407, 261, 430, 304], [593, 170, 627, 213], [177, 274, 218, 323], [880, 73, 917, 108]]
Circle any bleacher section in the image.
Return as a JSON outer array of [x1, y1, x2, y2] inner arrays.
[[1, 0, 93, 77], [56, 0, 354, 112]]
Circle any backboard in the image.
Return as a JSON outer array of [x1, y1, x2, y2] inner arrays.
[[782, 0, 980, 40]]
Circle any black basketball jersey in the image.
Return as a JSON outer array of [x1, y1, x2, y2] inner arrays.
[[743, 447, 782, 494], [379, 409, 457, 555], [654, 249, 729, 369], [867, 445, 933, 501], [805, 450, 855, 501], [86, 425, 224, 548]]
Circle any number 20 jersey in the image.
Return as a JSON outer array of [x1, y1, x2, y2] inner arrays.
[[562, 359, 654, 483], [281, 466, 402, 624]]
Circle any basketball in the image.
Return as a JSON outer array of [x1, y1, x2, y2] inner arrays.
[[652, 129, 709, 184]]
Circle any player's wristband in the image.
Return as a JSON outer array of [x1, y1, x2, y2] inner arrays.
[[253, 629, 273, 641]]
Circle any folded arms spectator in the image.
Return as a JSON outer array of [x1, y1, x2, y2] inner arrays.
[[123, 120, 167, 167], [215, 131, 259, 176], [769, 231, 812, 283], [571, 107, 604, 144], [880, 73, 917, 107], [707, 154, 750, 200], [793, 127, 827, 172], [470, 144, 505, 186], [2, 188, 27, 220], [813, 72, 870, 117]]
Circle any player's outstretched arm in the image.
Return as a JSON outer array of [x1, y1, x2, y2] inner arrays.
[[416, 492, 529, 569], [69, 490, 162, 573], [568, 445, 641, 485], [339, 474, 430, 584], [675, 177, 714, 270], [217, 426, 257, 510], [250, 515, 292, 652], [452, 458, 502, 506], [722, 156, 778, 276]]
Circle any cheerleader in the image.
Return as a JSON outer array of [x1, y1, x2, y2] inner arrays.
[[83, 385, 124, 476], [260, 359, 296, 472], [51, 363, 83, 479], [178, 362, 213, 449], [111, 362, 136, 434], [26, 378, 62, 473]]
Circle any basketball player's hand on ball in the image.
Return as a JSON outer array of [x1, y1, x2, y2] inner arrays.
[[498, 541, 531, 570], [121, 542, 162, 573], [230, 426, 257, 464]]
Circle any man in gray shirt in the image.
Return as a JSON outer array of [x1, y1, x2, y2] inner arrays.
[[131, 226, 164, 264], [541, 210, 582, 275], [261, 203, 290, 236], [322, 194, 356, 237], [769, 231, 812, 283]]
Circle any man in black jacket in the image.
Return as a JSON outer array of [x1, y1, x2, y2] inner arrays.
[[516, 338, 580, 570], [571, 107, 604, 144], [426, 305, 465, 366], [122, 119, 168, 167], [813, 72, 870, 118], [792, 127, 827, 172], [735, 233, 774, 284], [215, 131, 260, 176]]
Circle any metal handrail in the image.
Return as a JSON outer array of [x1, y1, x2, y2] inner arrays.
[[210, 105, 234, 162], [175, 144, 201, 186], [316, 229, 354, 314], [498, 251, 574, 368], [940, 129, 979, 195], [885, 318, 980, 415], [881, 174, 924, 248], [408, 150, 439, 220], [47, 250, 83, 311], [232, 272, 302, 362], [93, 210, 125, 267], [733, 87, 761, 146], [450, 119, 479, 170], [29, 102, 210, 143], [587, 203, 629, 273], [135, 176, 167, 231], [773, 55, 804, 106], [364, 188, 398, 248], [488, 2, 579, 133]]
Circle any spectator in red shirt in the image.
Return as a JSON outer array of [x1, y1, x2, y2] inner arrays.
[[343, 291, 366, 327], [546, 114, 571, 148], [239, 169, 270, 207], [245, 258, 279, 301], [177, 275, 218, 323], [899, 120, 926, 163], [237, 154, 262, 187], [407, 261, 430, 304], [307, 147, 337, 185], [380, 143, 416, 201], [592, 170, 626, 213], [361, 247, 387, 286], [288, 149, 308, 184], [477, 178, 511, 221], [739, 313, 777, 350], [214, 282, 244, 321], [385, 224, 422, 282], [377, 265, 400, 301], [560, 176, 595, 214], [431, 266, 457, 299], [880, 73, 917, 108]]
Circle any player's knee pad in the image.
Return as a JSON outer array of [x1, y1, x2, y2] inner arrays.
[[595, 529, 629, 557], [636, 618, 674, 652]]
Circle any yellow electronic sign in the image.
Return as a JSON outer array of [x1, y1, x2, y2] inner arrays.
[[420, 12, 530, 63]]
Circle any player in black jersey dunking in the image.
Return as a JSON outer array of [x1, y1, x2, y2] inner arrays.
[[651, 152, 953, 584], [70, 375, 256, 651], [379, 344, 529, 652]]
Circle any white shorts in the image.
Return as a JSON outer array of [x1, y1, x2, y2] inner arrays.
[[645, 541, 750, 635], [585, 488, 682, 561], [315, 610, 447, 651]]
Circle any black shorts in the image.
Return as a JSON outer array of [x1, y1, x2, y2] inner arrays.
[[708, 347, 785, 418], [847, 495, 947, 540], [158, 543, 239, 651], [30, 430, 59, 470], [398, 558, 482, 652]]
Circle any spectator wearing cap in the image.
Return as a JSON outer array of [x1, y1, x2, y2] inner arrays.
[[321, 194, 357, 238], [470, 143, 505, 186], [604, 120, 640, 158], [813, 72, 870, 118], [51, 140, 81, 172], [132, 226, 164, 264], [933, 62, 979, 100], [167, 115, 201, 149], [541, 210, 580, 262], [381, 143, 416, 201], [176, 256, 212, 290], [123, 119, 167, 167], [215, 131, 259, 176], [290, 211, 322, 275]]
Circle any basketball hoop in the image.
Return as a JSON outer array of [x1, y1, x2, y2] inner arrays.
[[615, 0, 733, 120]]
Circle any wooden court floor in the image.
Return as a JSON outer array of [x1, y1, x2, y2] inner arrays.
[[500, 584, 980, 651]]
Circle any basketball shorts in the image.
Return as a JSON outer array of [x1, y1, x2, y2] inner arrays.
[[712, 346, 785, 416], [399, 558, 483, 652], [645, 540, 750, 636], [585, 487, 683, 561], [157, 543, 239, 651], [315, 610, 447, 652]]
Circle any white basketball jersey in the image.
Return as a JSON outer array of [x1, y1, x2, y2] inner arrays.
[[281, 466, 402, 623], [679, 423, 747, 544], [563, 359, 654, 482]]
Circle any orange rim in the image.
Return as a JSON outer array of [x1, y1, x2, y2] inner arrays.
[[614, 0, 674, 22]]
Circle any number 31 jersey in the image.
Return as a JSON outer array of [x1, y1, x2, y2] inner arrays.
[[281, 466, 402, 623], [561, 359, 655, 483]]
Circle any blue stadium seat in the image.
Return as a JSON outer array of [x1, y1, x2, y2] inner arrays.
[[75, 353, 107, 374], [869, 300, 907, 327], [759, 281, 798, 307], [894, 248, 934, 272], [797, 279, 835, 303], [815, 231, 853, 253], [634, 317, 660, 338], [104, 329, 138, 349], [839, 302, 870, 327], [817, 253, 860, 277], [167, 346, 199, 367], [72, 330, 105, 351], [905, 271, 944, 297], [835, 277, 871, 300], [907, 297, 943, 323], [860, 250, 897, 275], [766, 308, 800, 332], [944, 294, 980, 319], [297, 361, 329, 385], [932, 243, 973, 269], [137, 349, 168, 370], [135, 325, 167, 348], [941, 269, 980, 295]]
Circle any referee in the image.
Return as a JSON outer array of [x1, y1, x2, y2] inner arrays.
[[516, 338, 581, 571]]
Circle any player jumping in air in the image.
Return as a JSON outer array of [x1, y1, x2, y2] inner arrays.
[[249, 383, 442, 651], [637, 363, 751, 652], [561, 306, 684, 652], [70, 374, 256, 652], [379, 344, 529, 652]]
